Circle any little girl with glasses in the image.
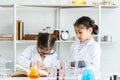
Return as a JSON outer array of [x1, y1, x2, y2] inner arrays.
[[17, 33, 59, 72]]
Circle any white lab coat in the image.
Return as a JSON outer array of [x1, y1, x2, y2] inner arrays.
[[70, 38, 101, 79], [17, 45, 59, 69]]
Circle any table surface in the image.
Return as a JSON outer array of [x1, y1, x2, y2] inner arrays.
[[0, 77, 109, 80], [0, 77, 48, 80], [0, 76, 109, 80]]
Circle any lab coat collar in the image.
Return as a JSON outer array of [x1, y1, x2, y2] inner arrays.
[[86, 37, 95, 46], [79, 37, 95, 46]]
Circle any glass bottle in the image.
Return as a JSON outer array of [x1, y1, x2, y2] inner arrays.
[[42, 28, 47, 33], [29, 56, 40, 79], [46, 26, 53, 34], [0, 54, 6, 76], [53, 28, 60, 40]]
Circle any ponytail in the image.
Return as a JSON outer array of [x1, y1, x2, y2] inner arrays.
[[93, 25, 98, 35], [90, 18, 99, 35]]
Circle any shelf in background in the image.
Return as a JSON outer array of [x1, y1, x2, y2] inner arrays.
[[56, 40, 115, 43], [100, 41, 115, 44], [16, 40, 115, 44], [0, 40, 13, 43], [16, 40, 75, 43], [0, 4, 118, 8], [20, 4, 95, 8], [56, 40, 76, 43], [0, 60, 12, 63], [0, 4, 14, 7], [0, 69, 13, 71], [101, 5, 118, 8], [16, 40, 37, 43], [19, 4, 118, 8]]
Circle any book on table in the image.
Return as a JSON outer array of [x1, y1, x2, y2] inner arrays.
[[11, 64, 48, 77]]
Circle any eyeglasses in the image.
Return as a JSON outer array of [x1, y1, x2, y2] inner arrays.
[[40, 52, 54, 55], [37, 48, 54, 56]]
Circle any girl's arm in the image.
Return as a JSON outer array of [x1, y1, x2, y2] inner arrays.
[[51, 52, 60, 69], [17, 46, 33, 68], [87, 44, 101, 74]]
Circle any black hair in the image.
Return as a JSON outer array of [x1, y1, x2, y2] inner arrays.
[[74, 16, 98, 35], [37, 32, 56, 49]]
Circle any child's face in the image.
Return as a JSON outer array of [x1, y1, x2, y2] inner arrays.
[[74, 25, 92, 41], [38, 47, 53, 56]]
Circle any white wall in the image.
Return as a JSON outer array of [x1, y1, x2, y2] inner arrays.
[[0, 0, 120, 75]]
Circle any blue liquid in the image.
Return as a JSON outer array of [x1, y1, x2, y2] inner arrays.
[[82, 69, 95, 80]]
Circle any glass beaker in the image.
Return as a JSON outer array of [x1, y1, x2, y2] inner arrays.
[[29, 68, 40, 79], [47, 64, 57, 80], [29, 58, 40, 79], [60, 60, 77, 80]]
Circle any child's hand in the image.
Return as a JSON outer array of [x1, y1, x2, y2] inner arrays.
[[37, 61, 47, 70]]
